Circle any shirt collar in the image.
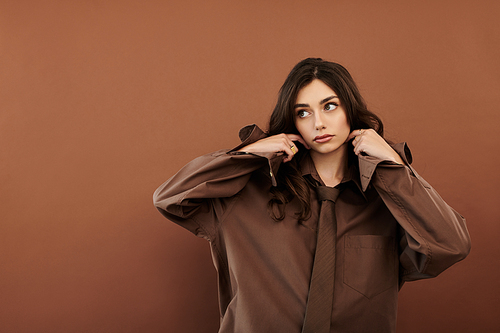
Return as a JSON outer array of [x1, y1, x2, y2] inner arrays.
[[299, 152, 367, 200]]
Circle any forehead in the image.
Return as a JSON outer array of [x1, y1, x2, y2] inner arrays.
[[296, 79, 337, 104]]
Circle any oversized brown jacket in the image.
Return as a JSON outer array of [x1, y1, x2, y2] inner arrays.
[[153, 125, 471, 333]]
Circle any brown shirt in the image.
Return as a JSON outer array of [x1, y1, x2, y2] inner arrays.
[[153, 125, 470, 333]]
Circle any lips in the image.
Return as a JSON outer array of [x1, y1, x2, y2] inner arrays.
[[313, 134, 334, 143]]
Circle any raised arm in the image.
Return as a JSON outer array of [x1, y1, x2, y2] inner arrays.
[[153, 124, 299, 239], [350, 129, 471, 281]]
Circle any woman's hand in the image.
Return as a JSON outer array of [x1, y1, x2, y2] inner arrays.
[[237, 134, 310, 163], [347, 129, 404, 164]]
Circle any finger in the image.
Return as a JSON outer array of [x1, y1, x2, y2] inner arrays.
[[352, 133, 364, 146], [282, 148, 294, 162], [282, 141, 296, 162], [347, 130, 360, 142], [353, 143, 363, 156], [271, 134, 295, 162], [282, 135, 296, 153], [348, 128, 369, 141], [287, 134, 310, 149]]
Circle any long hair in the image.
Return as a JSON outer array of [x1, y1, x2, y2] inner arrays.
[[267, 58, 384, 222]]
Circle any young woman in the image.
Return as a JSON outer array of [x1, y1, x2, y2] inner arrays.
[[153, 58, 470, 333]]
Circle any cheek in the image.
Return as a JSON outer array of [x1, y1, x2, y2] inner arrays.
[[294, 120, 308, 138], [341, 118, 350, 133], [338, 111, 350, 133]]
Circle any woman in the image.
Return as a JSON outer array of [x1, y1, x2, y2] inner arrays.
[[153, 58, 470, 333]]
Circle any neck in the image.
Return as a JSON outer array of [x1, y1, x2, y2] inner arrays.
[[310, 143, 349, 187]]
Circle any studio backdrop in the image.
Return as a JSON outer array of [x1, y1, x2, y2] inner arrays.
[[1, 1, 498, 332]]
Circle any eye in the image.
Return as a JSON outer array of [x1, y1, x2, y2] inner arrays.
[[297, 110, 311, 118], [324, 102, 338, 111]]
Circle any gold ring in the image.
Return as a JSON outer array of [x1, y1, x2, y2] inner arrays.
[[359, 129, 364, 135], [290, 145, 297, 154]]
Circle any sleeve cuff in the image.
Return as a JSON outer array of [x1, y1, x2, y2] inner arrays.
[[227, 124, 281, 187], [228, 124, 267, 152], [358, 142, 413, 192]]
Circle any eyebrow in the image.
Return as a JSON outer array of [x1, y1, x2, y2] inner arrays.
[[294, 95, 338, 108]]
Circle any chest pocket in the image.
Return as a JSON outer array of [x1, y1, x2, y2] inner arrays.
[[343, 235, 397, 299]]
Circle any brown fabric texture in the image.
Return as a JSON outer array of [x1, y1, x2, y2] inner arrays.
[[301, 186, 340, 333], [153, 124, 471, 333]]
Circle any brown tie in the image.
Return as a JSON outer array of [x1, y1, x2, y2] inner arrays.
[[302, 186, 340, 333]]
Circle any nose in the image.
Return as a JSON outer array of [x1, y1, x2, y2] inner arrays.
[[314, 111, 326, 130]]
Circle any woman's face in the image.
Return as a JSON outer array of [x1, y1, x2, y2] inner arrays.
[[294, 79, 351, 156]]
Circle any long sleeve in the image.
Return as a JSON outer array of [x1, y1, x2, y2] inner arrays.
[[358, 143, 471, 281], [153, 125, 282, 240]]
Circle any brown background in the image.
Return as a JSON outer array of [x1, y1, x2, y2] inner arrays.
[[1, 0, 499, 332]]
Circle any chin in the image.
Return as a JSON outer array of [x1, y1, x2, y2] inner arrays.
[[314, 142, 347, 155], [315, 146, 340, 154]]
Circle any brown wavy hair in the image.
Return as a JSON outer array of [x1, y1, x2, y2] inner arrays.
[[267, 58, 384, 222]]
